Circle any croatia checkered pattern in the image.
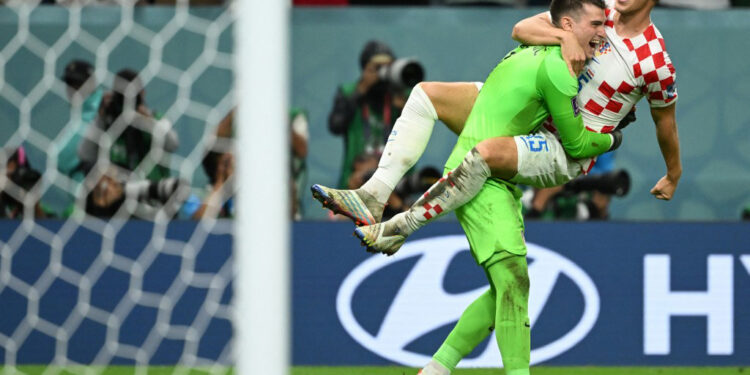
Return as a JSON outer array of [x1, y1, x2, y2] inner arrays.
[[422, 202, 443, 220], [572, 4, 678, 135]]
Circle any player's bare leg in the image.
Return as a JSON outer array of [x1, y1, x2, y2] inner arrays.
[[421, 81, 479, 135], [312, 82, 479, 225], [356, 138, 519, 255]]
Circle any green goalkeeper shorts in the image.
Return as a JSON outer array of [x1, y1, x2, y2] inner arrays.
[[455, 177, 527, 265]]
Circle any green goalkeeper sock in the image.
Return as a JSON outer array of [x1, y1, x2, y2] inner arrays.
[[486, 254, 530, 374], [433, 288, 496, 371]]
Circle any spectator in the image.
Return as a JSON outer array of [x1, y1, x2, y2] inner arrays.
[[77, 68, 184, 218], [290, 108, 309, 220], [328, 40, 407, 188], [1, 147, 50, 219], [78, 68, 178, 179], [181, 111, 235, 219], [58, 59, 102, 181]]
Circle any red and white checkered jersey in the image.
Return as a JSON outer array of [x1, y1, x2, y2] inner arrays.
[[576, 1, 678, 133]]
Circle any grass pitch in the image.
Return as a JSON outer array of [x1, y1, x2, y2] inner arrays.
[[2, 366, 747, 374], [292, 367, 748, 375]]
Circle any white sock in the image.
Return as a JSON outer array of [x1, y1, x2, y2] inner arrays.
[[360, 83, 438, 203], [402, 148, 490, 235], [420, 359, 451, 375]]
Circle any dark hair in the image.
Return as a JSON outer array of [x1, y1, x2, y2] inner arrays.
[[359, 40, 395, 70], [550, 0, 606, 27], [106, 69, 144, 121], [202, 150, 221, 185], [62, 59, 94, 90]]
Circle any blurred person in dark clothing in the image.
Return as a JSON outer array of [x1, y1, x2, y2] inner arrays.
[[1, 146, 50, 219], [328, 40, 408, 188]]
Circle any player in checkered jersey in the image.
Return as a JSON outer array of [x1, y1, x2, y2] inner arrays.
[[311, 0, 679, 229], [515, 0, 680, 185]]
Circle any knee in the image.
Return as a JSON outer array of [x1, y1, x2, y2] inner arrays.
[[475, 138, 518, 178]]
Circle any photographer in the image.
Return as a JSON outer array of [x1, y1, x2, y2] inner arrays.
[[77, 68, 182, 219], [78, 68, 179, 180], [328, 40, 423, 188]]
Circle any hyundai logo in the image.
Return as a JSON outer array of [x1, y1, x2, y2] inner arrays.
[[337, 235, 600, 367]]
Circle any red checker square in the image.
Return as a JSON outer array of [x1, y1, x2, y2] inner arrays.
[[423, 212, 433, 220], [633, 63, 643, 78], [668, 63, 675, 74], [644, 26, 657, 41], [659, 38, 666, 51], [623, 39, 634, 51], [652, 52, 666, 69], [605, 20, 614, 28], [643, 70, 660, 85], [649, 91, 664, 101], [665, 96, 676, 103], [585, 99, 604, 116], [433, 205, 443, 214], [424, 202, 432, 210], [598, 82, 615, 97], [635, 43, 652, 61], [600, 125, 615, 133], [605, 100, 623, 113], [660, 76, 675, 90], [617, 82, 635, 94]]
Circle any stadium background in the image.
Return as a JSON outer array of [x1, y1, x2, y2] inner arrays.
[[1, 2, 749, 374], [2, 6, 750, 220]]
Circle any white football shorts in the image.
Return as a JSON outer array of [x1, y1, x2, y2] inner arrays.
[[510, 127, 594, 188]]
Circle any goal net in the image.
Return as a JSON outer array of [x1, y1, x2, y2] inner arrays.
[[0, 1, 286, 373]]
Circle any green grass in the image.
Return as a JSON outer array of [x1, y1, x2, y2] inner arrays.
[[2, 367, 747, 375]]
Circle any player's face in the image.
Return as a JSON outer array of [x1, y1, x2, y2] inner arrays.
[[614, 0, 655, 15], [570, 4, 607, 59]]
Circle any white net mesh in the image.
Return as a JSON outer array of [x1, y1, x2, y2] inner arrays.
[[0, 1, 236, 373]]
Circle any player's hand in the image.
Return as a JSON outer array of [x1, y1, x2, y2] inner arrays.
[[616, 107, 637, 130], [650, 175, 678, 200], [561, 33, 586, 77], [608, 130, 623, 151]]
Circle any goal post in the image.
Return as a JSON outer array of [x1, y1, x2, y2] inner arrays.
[[235, 0, 290, 375]]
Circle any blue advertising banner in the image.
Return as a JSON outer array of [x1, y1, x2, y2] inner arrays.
[[1, 220, 748, 366], [292, 221, 750, 367], [0, 220, 233, 365]]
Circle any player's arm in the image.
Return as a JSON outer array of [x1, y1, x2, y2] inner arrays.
[[649, 103, 681, 200], [512, 12, 586, 76], [539, 55, 617, 159]]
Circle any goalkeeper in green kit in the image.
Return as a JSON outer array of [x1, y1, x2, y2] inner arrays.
[[352, 0, 613, 374]]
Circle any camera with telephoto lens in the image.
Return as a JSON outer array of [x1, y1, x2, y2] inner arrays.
[[394, 166, 442, 201], [564, 169, 631, 197], [378, 58, 425, 89]]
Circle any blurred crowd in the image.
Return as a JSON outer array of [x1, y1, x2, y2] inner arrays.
[[16, 0, 749, 7], [294, 0, 747, 8], [1, 59, 309, 221]]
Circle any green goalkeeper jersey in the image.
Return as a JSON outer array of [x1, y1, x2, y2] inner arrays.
[[445, 45, 613, 172]]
